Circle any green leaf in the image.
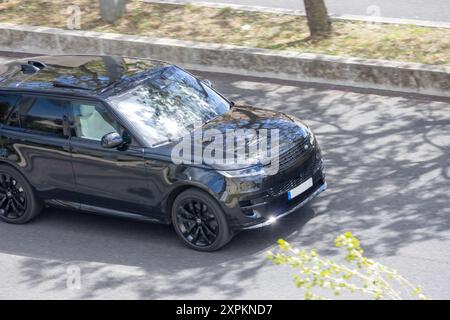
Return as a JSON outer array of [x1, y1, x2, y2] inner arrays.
[[269, 231, 428, 300], [277, 239, 290, 251]]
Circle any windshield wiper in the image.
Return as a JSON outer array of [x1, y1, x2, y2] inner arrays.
[[196, 79, 209, 98], [151, 138, 174, 148]]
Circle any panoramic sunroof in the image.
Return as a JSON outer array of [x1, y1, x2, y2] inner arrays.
[[0, 56, 167, 91]]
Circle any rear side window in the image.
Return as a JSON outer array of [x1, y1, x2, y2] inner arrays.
[[20, 97, 68, 137], [0, 93, 20, 123]]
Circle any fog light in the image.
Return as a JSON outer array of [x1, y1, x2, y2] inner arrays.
[[267, 216, 277, 224]]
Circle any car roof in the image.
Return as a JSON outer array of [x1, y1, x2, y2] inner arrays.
[[0, 55, 169, 98]]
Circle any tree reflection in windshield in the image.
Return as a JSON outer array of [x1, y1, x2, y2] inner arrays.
[[109, 66, 230, 146]]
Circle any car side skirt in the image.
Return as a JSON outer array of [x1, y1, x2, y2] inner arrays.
[[45, 199, 167, 224]]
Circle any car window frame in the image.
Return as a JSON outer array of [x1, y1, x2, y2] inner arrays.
[[0, 92, 22, 125], [68, 100, 120, 144], [0, 89, 144, 148], [66, 97, 143, 148], [6, 93, 71, 139]]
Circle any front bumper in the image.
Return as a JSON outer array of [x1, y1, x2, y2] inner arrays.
[[239, 181, 327, 229], [223, 153, 326, 230]]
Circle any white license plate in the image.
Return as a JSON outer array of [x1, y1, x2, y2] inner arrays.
[[288, 178, 313, 200]]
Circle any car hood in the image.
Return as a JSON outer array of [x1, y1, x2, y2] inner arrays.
[[203, 105, 308, 144], [144, 105, 311, 169], [201, 105, 311, 170]]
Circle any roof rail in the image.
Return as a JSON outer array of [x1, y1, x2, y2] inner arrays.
[[53, 81, 91, 90]]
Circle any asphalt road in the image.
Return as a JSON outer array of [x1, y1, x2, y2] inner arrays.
[[152, 0, 450, 23], [0, 54, 450, 299]]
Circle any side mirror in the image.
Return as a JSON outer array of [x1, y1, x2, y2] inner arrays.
[[203, 79, 213, 88], [101, 132, 123, 149]]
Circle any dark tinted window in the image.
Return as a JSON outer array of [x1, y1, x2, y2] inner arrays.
[[0, 93, 20, 123], [20, 98, 67, 136]]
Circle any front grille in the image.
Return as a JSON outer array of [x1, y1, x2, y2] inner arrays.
[[270, 138, 312, 172], [267, 155, 321, 197]]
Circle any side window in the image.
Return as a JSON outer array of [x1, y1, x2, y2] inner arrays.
[[70, 101, 119, 142], [0, 93, 20, 123], [20, 97, 68, 137]]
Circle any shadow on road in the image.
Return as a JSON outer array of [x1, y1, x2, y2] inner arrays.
[[1, 204, 317, 299], [211, 73, 450, 258]]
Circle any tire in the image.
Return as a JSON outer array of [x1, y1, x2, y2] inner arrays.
[[171, 188, 233, 251], [0, 165, 42, 224]]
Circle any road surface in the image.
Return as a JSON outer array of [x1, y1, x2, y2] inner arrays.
[[149, 0, 450, 23], [0, 53, 449, 299]]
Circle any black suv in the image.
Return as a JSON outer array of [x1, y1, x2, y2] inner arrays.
[[0, 55, 326, 251]]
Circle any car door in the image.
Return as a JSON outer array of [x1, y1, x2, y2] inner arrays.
[[67, 99, 154, 216], [0, 93, 78, 204]]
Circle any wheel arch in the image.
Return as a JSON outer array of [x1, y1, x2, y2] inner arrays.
[[0, 160, 30, 183], [163, 183, 223, 224], [0, 159, 42, 223]]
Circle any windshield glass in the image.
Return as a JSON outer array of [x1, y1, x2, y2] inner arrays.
[[108, 66, 230, 146]]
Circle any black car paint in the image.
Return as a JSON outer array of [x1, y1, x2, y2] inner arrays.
[[0, 55, 326, 230]]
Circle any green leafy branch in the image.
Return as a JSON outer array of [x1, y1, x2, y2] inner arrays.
[[267, 232, 429, 300]]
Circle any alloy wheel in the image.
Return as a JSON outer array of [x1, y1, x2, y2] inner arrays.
[[0, 173, 27, 220], [176, 198, 219, 248]]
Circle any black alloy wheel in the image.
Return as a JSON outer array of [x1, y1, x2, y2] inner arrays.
[[0, 173, 27, 219], [0, 165, 41, 224], [172, 189, 232, 251], [177, 198, 219, 247]]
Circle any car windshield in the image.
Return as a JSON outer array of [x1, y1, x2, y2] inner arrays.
[[108, 66, 230, 146]]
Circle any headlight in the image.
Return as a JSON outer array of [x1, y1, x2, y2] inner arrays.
[[218, 164, 267, 178], [307, 127, 315, 145]]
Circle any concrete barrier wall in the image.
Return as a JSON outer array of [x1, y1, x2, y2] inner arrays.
[[1, 23, 449, 97]]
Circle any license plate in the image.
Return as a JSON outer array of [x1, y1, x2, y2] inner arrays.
[[288, 178, 313, 200]]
